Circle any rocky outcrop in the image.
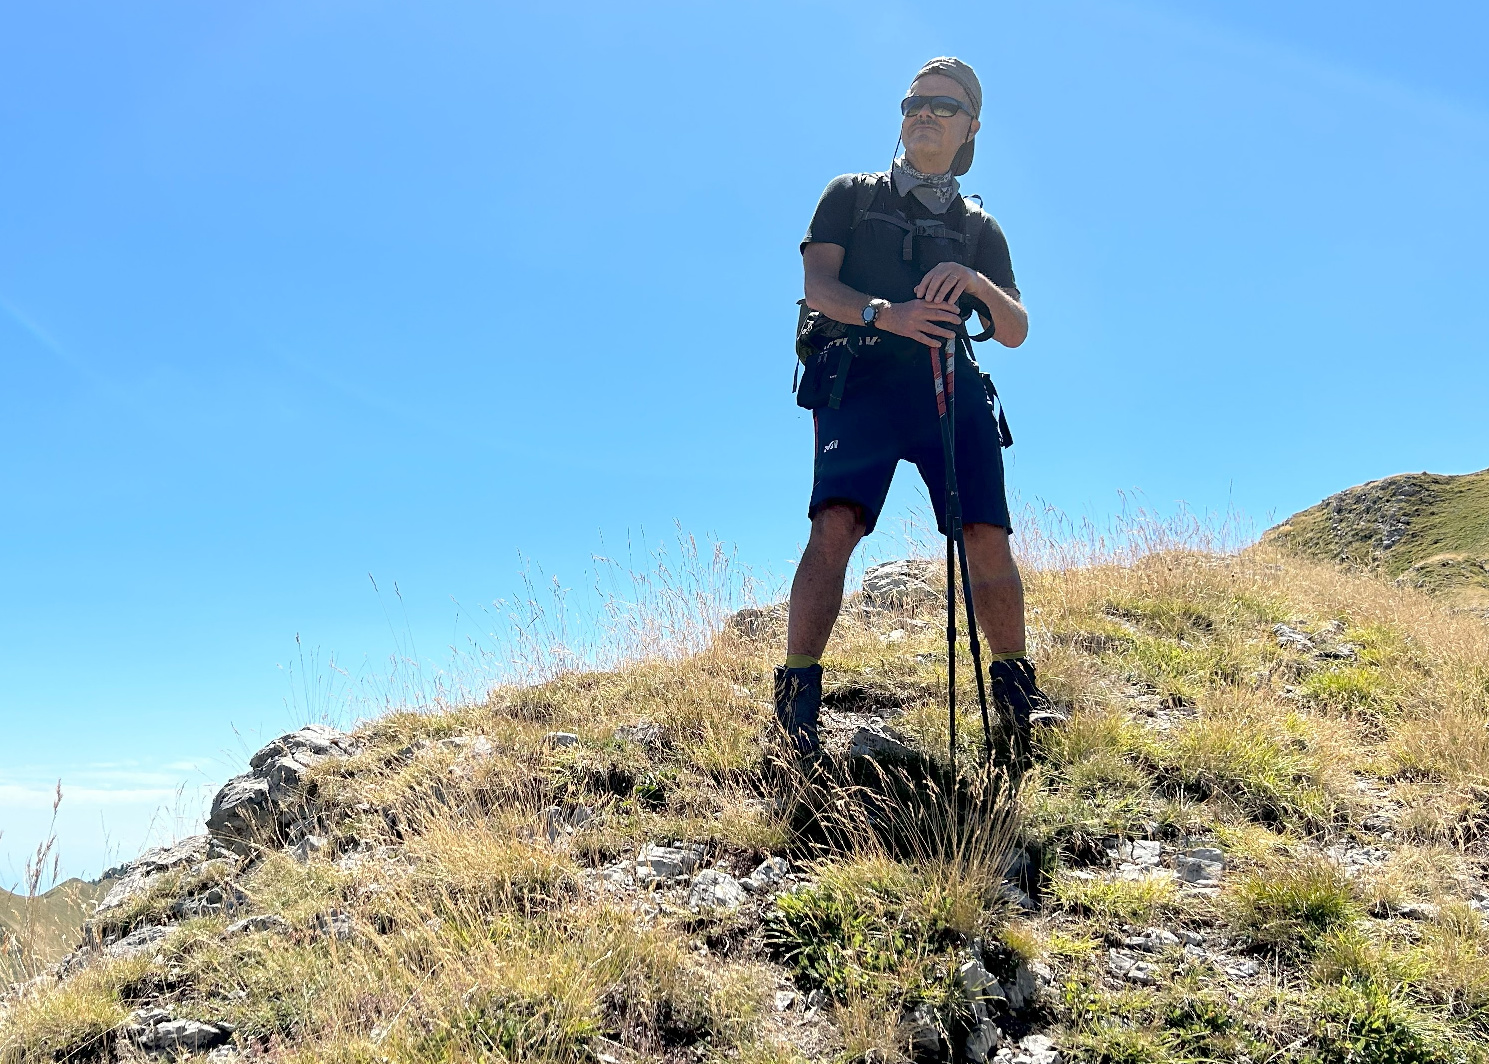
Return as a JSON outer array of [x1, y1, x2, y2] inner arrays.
[[861, 558, 940, 612], [125, 1008, 235, 1054], [95, 835, 215, 918], [206, 724, 361, 855], [57, 724, 362, 976]]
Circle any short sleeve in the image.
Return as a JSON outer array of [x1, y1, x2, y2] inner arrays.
[[974, 214, 1020, 302], [801, 175, 859, 252]]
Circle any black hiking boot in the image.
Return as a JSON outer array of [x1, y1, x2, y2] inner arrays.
[[988, 657, 1066, 778], [773, 663, 823, 759]]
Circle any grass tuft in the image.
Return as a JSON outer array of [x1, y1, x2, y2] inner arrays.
[[1229, 857, 1359, 952]]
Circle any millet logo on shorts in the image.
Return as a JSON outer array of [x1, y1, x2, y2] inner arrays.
[[823, 440, 839, 452]]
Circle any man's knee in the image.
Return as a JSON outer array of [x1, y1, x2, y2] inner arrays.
[[964, 522, 1019, 579], [809, 503, 866, 558]]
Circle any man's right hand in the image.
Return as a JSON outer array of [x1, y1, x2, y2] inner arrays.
[[877, 299, 962, 347]]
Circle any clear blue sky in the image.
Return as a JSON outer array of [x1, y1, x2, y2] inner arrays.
[[3, 0, 1486, 882]]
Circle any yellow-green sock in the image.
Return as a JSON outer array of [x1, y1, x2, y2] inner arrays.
[[784, 654, 820, 668]]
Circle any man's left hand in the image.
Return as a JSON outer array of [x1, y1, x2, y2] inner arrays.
[[915, 262, 978, 306]]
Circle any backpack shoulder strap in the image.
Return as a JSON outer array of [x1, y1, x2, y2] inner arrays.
[[849, 172, 891, 232], [959, 194, 1000, 342], [959, 193, 987, 267]]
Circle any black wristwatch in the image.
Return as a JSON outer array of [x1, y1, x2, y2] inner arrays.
[[861, 298, 891, 328]]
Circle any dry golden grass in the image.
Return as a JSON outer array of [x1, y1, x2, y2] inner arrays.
[[6, 521, 1489, 1062]]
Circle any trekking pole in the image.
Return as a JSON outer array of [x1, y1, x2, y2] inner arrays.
[[930, 341, 958, 779], [929, 333, 998, 766], [947, 335, 997, 761]]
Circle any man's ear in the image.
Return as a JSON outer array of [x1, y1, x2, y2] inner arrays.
[[968, 117, 981, 140]]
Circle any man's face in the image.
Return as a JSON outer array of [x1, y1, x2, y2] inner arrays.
[[901, 73, 979, 166]]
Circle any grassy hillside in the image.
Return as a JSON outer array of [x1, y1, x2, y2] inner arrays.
[[3, 542, 1489, 1063], [0, 880, 109, 983], [1265, 468, 1489, 611]]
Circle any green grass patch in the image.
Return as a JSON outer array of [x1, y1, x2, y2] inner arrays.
[[1052, 872, 1179, 927], [1148, 713, 1343, 829], [763, 856, 976, 1006], [1300, 666, 1393, 715], [1229, 858, 1359, 952]]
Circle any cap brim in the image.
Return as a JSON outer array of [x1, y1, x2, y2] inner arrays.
[[952, 138, 975, 177]]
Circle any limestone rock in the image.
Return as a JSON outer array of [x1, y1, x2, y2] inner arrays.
[[1174, 847, 1224, 884], [207, 724, 361, 855], [126, 1009, 235, 1054], [1107, 950, 1158, 985], [1002, 961, 1038, 1010], [688, 869, 745, 910], [847, 722, 918, 762], [290, 835, 328, 863], [996, 1033, 1061, 1064], [224, 914, 291, 937], [96, 835, 214, 916], [248, 723, 361, 771], [170, 884, 248, 920], [898, 1003, 943, 1055], [741, 856, 789, 893], [1124, 927, 1180, 953], [635, 844, 699, 882], [966, 1018, 1005, 1063], [206, 775, 273, 853], [956, 957, 1006, 1005], [106, 924, 172, 958], [862, 559, 940, 612], [1114, 839, 1162, 866], [542, 804, 596, 842], [1273, 624, 1316, 652], [1000, 882, 1037, 912]]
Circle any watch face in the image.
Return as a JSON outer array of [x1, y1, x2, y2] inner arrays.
[[862, 304, 876, 325]]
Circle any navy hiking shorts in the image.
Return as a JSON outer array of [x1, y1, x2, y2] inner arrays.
[[809, 345, 1011, 536]]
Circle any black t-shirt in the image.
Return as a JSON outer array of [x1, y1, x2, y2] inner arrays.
[[802, 173, 1019, 356]]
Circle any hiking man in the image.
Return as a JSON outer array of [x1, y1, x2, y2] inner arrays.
[[776, 56, 1054, 768]]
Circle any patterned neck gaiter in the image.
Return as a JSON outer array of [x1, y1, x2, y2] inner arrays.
[[893, 156, 960, 213]]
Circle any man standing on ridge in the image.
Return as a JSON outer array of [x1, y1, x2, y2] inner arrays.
[[776, 56, 1056, 771]]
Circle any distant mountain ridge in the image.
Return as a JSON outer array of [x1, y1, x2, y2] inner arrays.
[[1264, 467, 1489, 611], [0, 879, 110, 980]]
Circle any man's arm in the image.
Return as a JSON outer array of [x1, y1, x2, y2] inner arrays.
[[916, 263, 1028, 348], [802, 242, 963, 348]]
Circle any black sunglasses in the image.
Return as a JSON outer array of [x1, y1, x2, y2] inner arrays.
[[900, 95, 969, 119]]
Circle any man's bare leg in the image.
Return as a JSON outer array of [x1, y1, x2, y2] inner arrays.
[[960, 522, 1061, 771], [773, 505, 866, 758], [785, 504, 867, 660], [960, 522, 1026, 656]]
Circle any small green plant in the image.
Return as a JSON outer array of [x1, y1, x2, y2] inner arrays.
[[1230, 858, 1358, 951], [1313, 984, 1459, 1064], [763, 857, 969, 1005]]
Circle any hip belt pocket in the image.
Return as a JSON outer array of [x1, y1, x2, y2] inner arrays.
[[796, 341, 855, 411]]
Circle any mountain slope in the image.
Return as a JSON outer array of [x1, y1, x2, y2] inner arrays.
[[4, 546, 1489, 1062], [1265, 467, 1489, 609], [0, 880, 109, 982]]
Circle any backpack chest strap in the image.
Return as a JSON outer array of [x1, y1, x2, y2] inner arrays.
[[861, 211, 969, 261]]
